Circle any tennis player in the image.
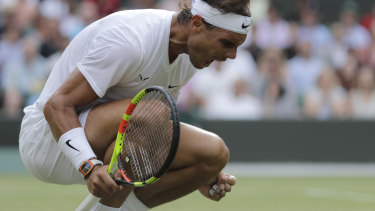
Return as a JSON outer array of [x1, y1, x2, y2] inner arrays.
[[19, 0, 251, 210]]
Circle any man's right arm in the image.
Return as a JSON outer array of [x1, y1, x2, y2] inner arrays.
[[43, 68, 98, 139], [43, 68, 122, 197]]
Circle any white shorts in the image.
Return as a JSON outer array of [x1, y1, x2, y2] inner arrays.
[[19, 104, 149, 210], [121, 191, 149, 211], [19, 104, 93, 185]]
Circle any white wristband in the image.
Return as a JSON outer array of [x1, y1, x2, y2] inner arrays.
[[58, 127, 96, 171]]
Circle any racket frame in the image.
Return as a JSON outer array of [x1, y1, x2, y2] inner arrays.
[[114, 86, 180, 186], [76, 86, 179, 211]]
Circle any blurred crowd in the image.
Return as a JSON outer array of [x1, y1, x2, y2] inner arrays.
[[0, 0, 178, 118], [0, 0, 375, 121], [179, 0, 375, 121]]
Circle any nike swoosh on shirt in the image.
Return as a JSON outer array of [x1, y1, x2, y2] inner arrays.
[[139, 74, 150, 81], [66, 140, 80, 152], [168, 85, 179, 89]]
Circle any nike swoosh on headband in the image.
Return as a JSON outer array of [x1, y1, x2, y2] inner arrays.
[[241, 22, 251, 29]]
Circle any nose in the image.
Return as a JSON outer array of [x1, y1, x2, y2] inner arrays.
[[225, 48, 237, 59]]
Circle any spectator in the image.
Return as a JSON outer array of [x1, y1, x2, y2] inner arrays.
[[360, 2, 375, 31], [1, 36, 49, 117], [359, 21, 375, 69], [190, 61, 237, 108], [0, 23, 24, 83], [12, 0, 38, 33], [303, 66, 348, 119], [323, 22, 349, 70], [254, 1, 292, 51], [177, 61, 231, 117], [190, 50, 255, 105], [297, 2, 332, 58], [37, 0, 69, 58], [336, 0, 371, 52], [348, 66, 375, 119], [178, 50, 256, 119], [59, 1, 86, 40], [85, 0, 120, 18], [255, 48, 299, 119], [79, 1, 100, 26], [199, 78, 263, 120], [46, 35, 70, 73], [336, 52, 359, 91], [253, 48, 287, 96], [0, 0, 17, 30], [286, 39, 324, 103]]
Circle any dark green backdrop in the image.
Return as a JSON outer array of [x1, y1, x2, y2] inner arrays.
[[2, 118, 374, 162]]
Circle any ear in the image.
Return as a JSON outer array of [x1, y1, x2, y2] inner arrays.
[[190, 15, 205, 32]]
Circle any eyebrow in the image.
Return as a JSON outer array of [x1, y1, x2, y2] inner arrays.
[[219, 39, 236, 48]]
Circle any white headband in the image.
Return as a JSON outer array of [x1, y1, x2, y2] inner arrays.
[[191, 0, 252, 34]]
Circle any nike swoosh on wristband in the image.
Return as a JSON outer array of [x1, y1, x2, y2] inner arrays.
[[241, 23, 251, 29], [66, 140, 80, 152]]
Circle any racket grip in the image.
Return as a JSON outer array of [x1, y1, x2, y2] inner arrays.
[[75, 193, 100, 211], [114, 178, 127, 185]]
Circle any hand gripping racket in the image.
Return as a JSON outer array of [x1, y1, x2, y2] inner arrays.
[[76, 86, 180, 211]]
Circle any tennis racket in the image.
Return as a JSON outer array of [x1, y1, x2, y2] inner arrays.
[[76, 86, 180, 211]]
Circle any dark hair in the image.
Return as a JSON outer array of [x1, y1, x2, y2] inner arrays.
[[202, 0, 251, 16], [177, 0, 251, 28]]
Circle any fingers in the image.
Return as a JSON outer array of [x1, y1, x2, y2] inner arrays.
[[208, 173, 236, 201], [226, 175, 237, 186], [209, 190, 225, 201], [208, 184, 226, 201], [87, 165, 123, 198], [99, 170, 123, 193], [218, 173, 236, 186], [102, 166, 123, 191], [224, 183, 231, 192]]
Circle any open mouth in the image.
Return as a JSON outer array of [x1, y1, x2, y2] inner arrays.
[[206, 59, 214, 66]]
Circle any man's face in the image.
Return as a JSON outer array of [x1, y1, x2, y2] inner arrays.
[[187, 24, 247, 69]]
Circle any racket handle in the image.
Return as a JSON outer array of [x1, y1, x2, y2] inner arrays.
[[75, 193, 100, 211]]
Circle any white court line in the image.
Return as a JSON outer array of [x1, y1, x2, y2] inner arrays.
[[306, 188, 375, 204], [224, 162, 375, 177]]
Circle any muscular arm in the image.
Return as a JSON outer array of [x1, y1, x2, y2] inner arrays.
[[44, 68, 123, 198], [43, 68, 98, 141]]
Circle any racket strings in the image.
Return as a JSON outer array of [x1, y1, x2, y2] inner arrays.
[[145, 92, 174, 174], [129, 92, 160, 180], [138, 91, 172, 178], [137, 92, 172, 180], [121, 90, 173, 182], [144, 93, 172, 168]]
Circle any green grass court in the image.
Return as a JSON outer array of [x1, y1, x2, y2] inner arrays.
[[0, 174, 374, 211], [1, 147, 374, 210]]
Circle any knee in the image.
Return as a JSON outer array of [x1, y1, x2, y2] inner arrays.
[[201, 134, 230, 171]]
